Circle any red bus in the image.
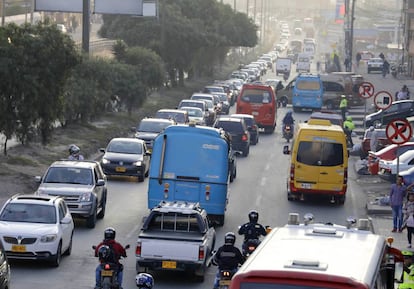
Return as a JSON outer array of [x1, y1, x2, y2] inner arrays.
[[236, 83, 277, 134]]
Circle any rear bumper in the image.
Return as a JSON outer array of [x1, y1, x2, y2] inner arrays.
[[136, 258, 204, 273]]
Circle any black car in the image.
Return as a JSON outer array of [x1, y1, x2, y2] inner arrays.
[[230, 113, 259, 145], [364, 100, 414, 128], [100, 137, 151, 182], [214, 117, 250, 157], [133, 118, 176, 152]]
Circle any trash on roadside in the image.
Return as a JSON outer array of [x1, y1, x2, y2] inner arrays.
[[370, 196, 390, 206]]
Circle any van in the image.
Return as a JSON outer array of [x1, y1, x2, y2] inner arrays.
[[283, 119, 348, 204], [292, 73, 323, 111], [236, 83, 277, 134], [296, 53, 311, 72]]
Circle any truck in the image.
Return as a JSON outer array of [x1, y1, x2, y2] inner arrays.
[[147, 124, 232, 226], [135, 201, 216, 281], [230, 212, 404, 289], [275, 57, 292, 76]]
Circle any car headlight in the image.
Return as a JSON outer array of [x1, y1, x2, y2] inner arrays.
[[101, 158, 110, 165], [133, 161, 142, 166], [80, 192, 92, 202], [41, 234, 57, 243]]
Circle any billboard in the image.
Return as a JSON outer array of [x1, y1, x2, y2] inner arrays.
[[35, 0, 83, 13], [95, 0, 142, 15]]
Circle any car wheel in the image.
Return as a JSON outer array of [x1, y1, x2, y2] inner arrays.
[[50, 242, 62, 267], [86, 206, 97, 228], [138, 174, 144, 182], [243, 146, 250, 157], [145, 166, 149, 177], [97, 193, 106, 219], [64, 231, 73, 256]]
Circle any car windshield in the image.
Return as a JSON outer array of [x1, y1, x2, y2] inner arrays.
[[107, 140, 143, 154], [0, 203, 56, 224], [216, 121, 242, 132], [138, 121, 171, 133], [44, 167, 93, 185], [183, 108, 203, 117]]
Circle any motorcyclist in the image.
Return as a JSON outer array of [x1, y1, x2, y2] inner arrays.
[[135, 273, 154, 289], [238, 210, 267, 255], [213, 232, 245, 289], [283, 68, 289, 81], [68, 144, 84, 160], [94, 227, 127, 289], [282, 110, 295, 133]]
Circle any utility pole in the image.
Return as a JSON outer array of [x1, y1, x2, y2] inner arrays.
[[82, 0, 90, 54], [246, 0, 249, 17], [1, 0, 5, 26], [344, 0, 355, 72]]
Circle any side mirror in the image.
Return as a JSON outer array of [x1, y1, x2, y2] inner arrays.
[[99, 148, 105, 153], [61, 216, 72, 224], [96, 179, 106, 186], [395, 261, 404, 282], [283, 145, 290, 155], [35, 176, 42, 183]]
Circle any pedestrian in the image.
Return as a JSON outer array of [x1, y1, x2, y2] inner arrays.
[[403, 191, 414, 248], [379, 52, 385, 60], [382, 59, 390, 78], [339, 95, 348, 121], [369, 126, 378, 152], [356, 52, 361, 68], [397, 85, 410, 100], [390, 175, 411, 233]]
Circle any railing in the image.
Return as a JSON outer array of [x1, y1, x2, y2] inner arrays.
[[75, 38, 116, 55]]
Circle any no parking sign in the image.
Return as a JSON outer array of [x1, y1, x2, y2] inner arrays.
[[386, 119, 413, 145]]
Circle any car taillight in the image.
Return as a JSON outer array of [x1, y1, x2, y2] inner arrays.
[[199, 246, 205, 260], [242, 133, 248, 141], [136, 242, 142, 256], [343, 168, 348, 184]]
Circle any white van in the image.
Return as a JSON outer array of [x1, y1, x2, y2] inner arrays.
[[296, 53, 311, 72], [276, 58, 292, 75], [303, 43, 315, 59]]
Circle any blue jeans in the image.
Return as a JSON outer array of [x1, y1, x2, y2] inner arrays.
[[95, 264, 123, 288], [214, 268, 238, 288], [392, 204, 403, 230]]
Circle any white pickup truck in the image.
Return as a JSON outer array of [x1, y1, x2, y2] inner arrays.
[[135, 201, 216, 281]]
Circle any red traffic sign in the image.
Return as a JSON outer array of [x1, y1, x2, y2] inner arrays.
[[374, 91, 392, 110], [358, 82, 375, 99], [386, 119, 413, 145]]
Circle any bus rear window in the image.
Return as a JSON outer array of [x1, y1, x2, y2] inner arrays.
[[296, 80, 321, 90], [240, 89, 273, 104], [296, 141, 343, 166]]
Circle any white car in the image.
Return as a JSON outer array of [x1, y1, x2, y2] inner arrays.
[[0, 194, 74, 267], [378, 150, 414, 182]]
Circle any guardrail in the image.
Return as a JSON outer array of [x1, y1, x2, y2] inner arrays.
[[76, 38, 116, 55]]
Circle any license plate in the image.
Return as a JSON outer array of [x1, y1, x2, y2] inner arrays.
[[101, 270, 113, 277], [162, 261, 176, 269], [12, 245, 26, 252], [252, 111, 259, 116], [219, 280, 231, 286], [115, 166, 126, 173], [301, 183, 312, 189]]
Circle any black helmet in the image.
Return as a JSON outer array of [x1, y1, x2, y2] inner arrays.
[[104, 227, 116, 240], [69, 144, 80, 155], [98, 245, 111, 260], [224, 232, 236, 245], [135, 273, 154, 288], [248, 210, 259, 223]]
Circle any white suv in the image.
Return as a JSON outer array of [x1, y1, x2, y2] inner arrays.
[[0, 194, 74, 267]]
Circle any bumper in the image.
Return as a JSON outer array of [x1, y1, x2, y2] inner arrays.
[[102, 164, 144, 177], [136, 259, 204, 273]]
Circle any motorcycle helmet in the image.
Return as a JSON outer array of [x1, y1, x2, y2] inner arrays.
[[224, 232, 236, 245], [68, 144, 80, 155], [135, 273, 154, 289], [98, 245, 111, 260], [248, 210, 259, 223], [104, 227, 116, 240]]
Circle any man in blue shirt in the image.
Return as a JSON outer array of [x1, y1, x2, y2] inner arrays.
[[390, 176, 414, 232]]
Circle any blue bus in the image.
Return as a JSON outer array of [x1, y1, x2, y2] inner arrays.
[[147, 124, 231, 226], [292, 74, 323, 111]]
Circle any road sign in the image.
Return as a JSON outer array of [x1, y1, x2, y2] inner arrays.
[[358, 82, 375, 99], [374, 91, 392, 110], [386, 119, 413, 145]]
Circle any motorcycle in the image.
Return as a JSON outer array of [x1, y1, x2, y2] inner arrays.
[[93, 244, 130, 289], [242, 239, 261, 258], [283, 72, 289, 82], [283, 124, 293, 142]]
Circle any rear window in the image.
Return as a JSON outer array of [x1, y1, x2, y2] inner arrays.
[[296, 80, 321, 91], [156, 111, 186, 123], [215, 121, 243, 132], [296, 141, 344, 166], [240, 89, 273, 104]]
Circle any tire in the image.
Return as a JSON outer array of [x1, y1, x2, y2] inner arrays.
[[86, 206, 97, 228], [50, 242, 62, 267], [242, 146, 249, 157], [145, 166, 149, 177], [138, 174, 144, 182], [97, 193, 106, 219], [64, 231, 73, 256], [102, 277, 111, 289]]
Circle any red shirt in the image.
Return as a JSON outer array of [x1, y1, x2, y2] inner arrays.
[[95, 239, 127, 264]]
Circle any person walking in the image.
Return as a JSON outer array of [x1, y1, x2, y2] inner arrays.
[[403, 192, 414, 248], [369, 126, 378, 152], [356, 52, 361, 68], [382, 59, 390, 78], [390, 176, 412, 233], [339, 95, 348, 121], [397, 85, 410, 100]]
